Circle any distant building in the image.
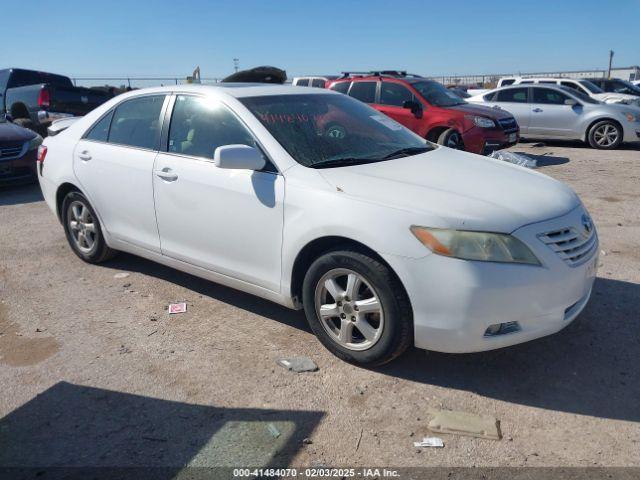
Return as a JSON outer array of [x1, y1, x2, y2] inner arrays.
[[431, 66, 640, 87]]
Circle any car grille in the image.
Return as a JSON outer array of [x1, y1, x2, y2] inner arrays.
[[497, 117, 518, 133], [0, 142, 26, 160], [538, 226, 597, 266]]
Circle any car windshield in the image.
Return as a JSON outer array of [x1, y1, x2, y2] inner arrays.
[[240, 93, 434, 168], [411, 81, 466, 107], [611, 80, 640, 95], [579, 80, 604, 94], [559, 86, 600, 104]]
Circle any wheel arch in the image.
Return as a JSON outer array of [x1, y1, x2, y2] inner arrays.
[[425, 125, 453, 143], [289, 236, 411, 312], [55, 182, 82, 222], [9, 102, 30, 119]]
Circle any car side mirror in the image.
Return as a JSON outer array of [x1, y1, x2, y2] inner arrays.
[[564, 98, 578, 106], [402, 100, 423, 118], [214, 144, 266, 171]]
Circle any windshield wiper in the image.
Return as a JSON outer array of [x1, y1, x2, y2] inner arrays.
[[310, 157, 380, 169], [379, 146, 432, 160]]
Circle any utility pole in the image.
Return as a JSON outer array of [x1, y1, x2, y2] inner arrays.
[[607, 50, 614, 78], [233, 58, 240, 73]]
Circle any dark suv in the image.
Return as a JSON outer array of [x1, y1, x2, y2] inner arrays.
[[327, 72, 519, 154]]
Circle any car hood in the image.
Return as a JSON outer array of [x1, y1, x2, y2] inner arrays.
[[0, 122, 37, 143], [445, 102, 514, 119], [593, 92, 640, 106], [318, 147, 579, 233]]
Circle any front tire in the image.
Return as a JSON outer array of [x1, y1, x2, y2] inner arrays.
[[437, 128, 464, 149], [62, 191, 116, 263], [587, 120, 622, 149], [302, 249, 412, 366]]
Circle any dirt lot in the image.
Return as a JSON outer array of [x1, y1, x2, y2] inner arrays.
[[1, 141, 639, 472]]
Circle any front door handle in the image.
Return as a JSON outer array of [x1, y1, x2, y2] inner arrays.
[[78, 150, 92, 161], [532, 108, 543, 113], [155, 167, 178, 182]]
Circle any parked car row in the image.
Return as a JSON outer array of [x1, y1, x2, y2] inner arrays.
[[296, 71, 640, 150]]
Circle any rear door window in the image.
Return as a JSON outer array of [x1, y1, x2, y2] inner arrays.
[[379, 82, 414, 106], [348, 81, 377, 104], [495, 88, 528, 103], [108, 95, 166, 150], [295, 79, 310, 87], [311, 79, 325, 88]]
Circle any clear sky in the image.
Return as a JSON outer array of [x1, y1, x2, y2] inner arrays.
[[2, 0, 638, 80]]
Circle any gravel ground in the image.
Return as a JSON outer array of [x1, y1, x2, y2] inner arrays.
[[0, 140, 639, 470]]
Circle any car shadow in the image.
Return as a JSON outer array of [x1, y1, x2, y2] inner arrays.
[[105, 253, 311, 334], [0, 183, 43, 206], [0, 381, 323, 477], [518, 138, 640, 151], [377, 277, 640, 423]]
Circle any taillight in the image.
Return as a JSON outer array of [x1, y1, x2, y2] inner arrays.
[[38, 88, 51, 108], [37, 145, 47, 163]]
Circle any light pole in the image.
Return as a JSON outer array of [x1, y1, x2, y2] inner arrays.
[[233, 58, 240, 73], [607, 50, 614, 78]]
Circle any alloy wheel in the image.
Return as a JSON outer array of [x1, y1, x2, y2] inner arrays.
[[447, 132, 462, 149], [67, 200, 97, 254], [314, 268, 384, 351], [593, 123, 620, 147]]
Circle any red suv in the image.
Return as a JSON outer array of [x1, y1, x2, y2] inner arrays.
[[327, 73, 519, 154]]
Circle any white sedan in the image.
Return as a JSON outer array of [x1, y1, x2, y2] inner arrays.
[[37, 84, 598, 365]]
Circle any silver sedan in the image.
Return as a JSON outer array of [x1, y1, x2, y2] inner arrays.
[[468, 84, 640, 149]]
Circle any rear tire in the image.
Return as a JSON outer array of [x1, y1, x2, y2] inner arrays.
[[62, 191, 117, 263], [437, 128, 464, 149], [302, 249, 412, 366], [587, 120, 622, 149]]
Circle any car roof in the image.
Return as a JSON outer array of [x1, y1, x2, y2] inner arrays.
[[515, 77, 586, 82], [489, 83, 577, 94], [107, 83, 337, 99]]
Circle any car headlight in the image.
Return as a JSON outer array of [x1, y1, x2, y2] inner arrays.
[[27, 135, 43, 150], [410, 226, 540, 265], [466, 115, 496, 128], [623, 111, 640, 122]]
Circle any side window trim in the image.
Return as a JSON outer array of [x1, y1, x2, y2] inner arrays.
[[82, 108, 115, 142], [161, 93, 280, 174]]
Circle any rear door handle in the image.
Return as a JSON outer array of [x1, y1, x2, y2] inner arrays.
[[78, 150, 92, 161], [155, 167, 178, 182], [532, 108, 543, 113]]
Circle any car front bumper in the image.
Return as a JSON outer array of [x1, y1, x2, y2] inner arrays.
[[0, 149, 37, 186], [382, 205, 598, 353], [462, 126, 520, 155]]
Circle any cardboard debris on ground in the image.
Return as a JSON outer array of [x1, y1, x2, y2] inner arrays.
[[276, 357, 318, 373], [113, 272, 130, 279], [168, 302, 187, 314], [427, 409, 502, 440], [413, 436, 444, 448]]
